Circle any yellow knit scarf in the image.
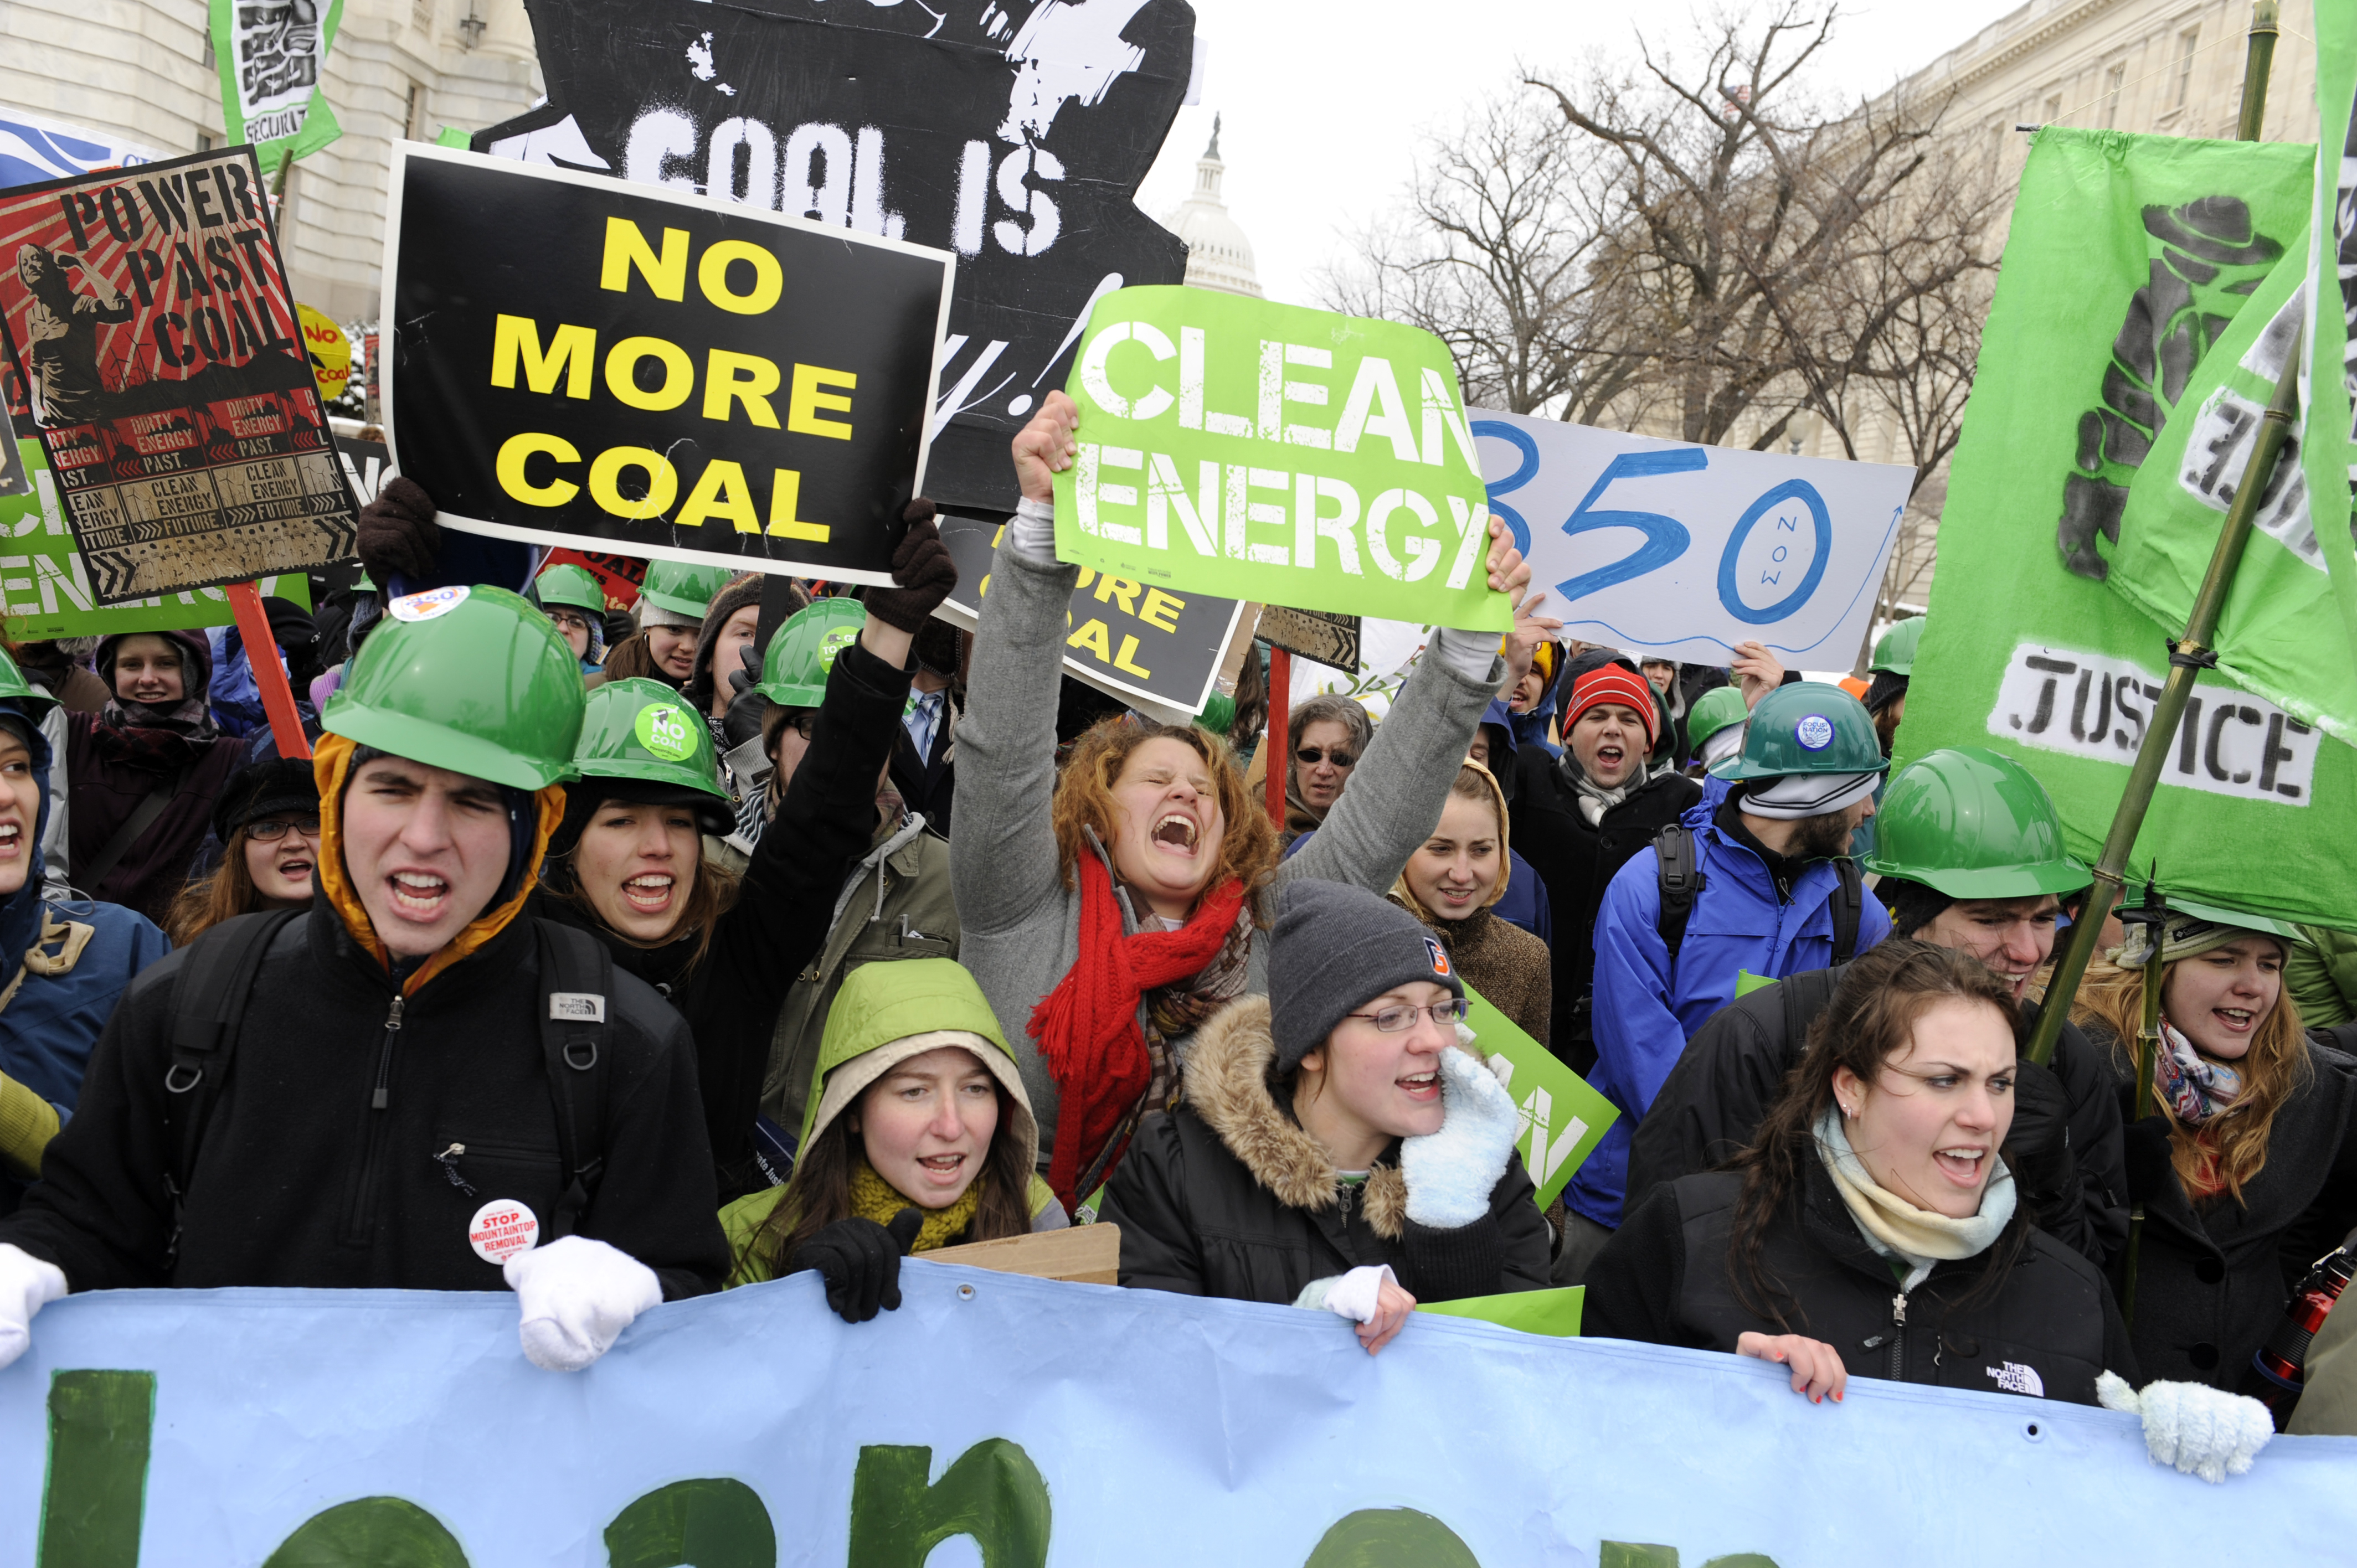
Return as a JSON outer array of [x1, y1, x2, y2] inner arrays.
[[848, 1156, 984, 1253]]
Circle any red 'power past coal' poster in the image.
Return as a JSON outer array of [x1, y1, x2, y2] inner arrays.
[[0, 146, 357, 603]]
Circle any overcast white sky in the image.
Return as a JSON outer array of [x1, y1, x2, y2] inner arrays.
[[1134, 0, 2038, 306]]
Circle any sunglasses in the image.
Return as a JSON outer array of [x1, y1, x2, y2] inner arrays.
[[248, 816, 320, 842], [1295, 746, 1357, 768], [1345, 999, 1470, 1033]]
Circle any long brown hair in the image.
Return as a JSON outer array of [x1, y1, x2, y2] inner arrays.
[[2072, 950, 2308, 1203], [1051, 718, 1278, 919], [1728, 940, 2028, 1331], [166, 828, 280, 945], [544, 796, 742, 977], [754, 1076, 1032, 1274]]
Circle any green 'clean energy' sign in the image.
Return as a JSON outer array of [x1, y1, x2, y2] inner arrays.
[[1052, 286, 1510, 632]]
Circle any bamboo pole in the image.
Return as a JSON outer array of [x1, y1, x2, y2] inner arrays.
[[2238, 1, 2281, 143], [2121, 886, 2167, 1329], [2023, 19, 2292, 1065]]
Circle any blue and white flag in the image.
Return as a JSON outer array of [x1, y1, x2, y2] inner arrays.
[[0, 109, 161, 193]]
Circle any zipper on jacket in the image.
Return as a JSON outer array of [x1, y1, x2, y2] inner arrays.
[[370, 996, 405, 1108], [1890, 1290, 1908, 1380], [340, 994, 406, 1245], [1336, 1182, 1356, 1222], [433, 1143, 476, 1196]]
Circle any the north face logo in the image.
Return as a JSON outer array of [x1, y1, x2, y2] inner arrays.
[[549, 992, 606, 1022], [1424, 936, 1451, 977], [1986, 1361, 2044, 1397]]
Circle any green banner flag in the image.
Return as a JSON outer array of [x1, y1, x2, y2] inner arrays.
[[2103, 15, 2357, 741], [1898, 127, 2357, 927], [1052, 285, 1510, 632], [1464, 982, 1615, 1209], [209, 0, 346, 172]]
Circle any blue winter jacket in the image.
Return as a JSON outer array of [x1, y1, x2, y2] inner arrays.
[[0, 699, 171, 1214], [1564, 775, 1890, 1229]]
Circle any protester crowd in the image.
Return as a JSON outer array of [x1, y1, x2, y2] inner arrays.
[[0, 388, 2348, 1485]]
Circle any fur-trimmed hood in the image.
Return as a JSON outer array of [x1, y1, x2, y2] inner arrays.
[[1181, 994, 1410, 1240]]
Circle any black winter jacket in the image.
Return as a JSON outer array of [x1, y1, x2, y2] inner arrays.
[[1511, 747, 1700, 1067], [1586, 1166, 2135, 1406], [2083, 1019, 2357, 1388], [545, 636, 913, 1198], [1102, 996, 1552, 1306], [0, 902, 727, 1299], [1627, 968, 2130, 1269]]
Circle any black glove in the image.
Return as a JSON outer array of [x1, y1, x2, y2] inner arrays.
[[723, 641, 774, 752], [355, 476, 441, 584], [789, 1208, 924, 1323], [2119, 1114, 2178, 1204], [860, 500, 958, 633], [2006, 1057, 2076, 1199]]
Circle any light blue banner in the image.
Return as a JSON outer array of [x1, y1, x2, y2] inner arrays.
[[3, 1266, 2352, 1564]]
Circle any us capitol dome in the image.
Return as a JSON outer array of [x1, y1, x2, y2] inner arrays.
[[1159, 114, 1263, 298]]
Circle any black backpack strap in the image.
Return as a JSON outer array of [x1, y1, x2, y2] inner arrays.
[[159, 907, 302, 1265], [1653, 824, 1704, 976], [1830, 858, 1864, 964], [535, 920, 613, 1241]]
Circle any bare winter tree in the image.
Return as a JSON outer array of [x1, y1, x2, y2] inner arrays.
[[1522, 3, 2001, 471], [1316, 94, 1656, 425]]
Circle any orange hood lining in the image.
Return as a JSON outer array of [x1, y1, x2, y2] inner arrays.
[[313, 731, 568, 997]]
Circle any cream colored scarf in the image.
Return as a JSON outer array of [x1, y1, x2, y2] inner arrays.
[[1814, 1107, 2015, 1291]]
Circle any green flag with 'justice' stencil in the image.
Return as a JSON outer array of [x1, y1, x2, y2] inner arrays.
[[1897, 126, 2357, 927], [2103, 9, 2357, 742]]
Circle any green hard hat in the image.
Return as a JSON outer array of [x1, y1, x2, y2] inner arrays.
[[0, 644, 58, 723], [1862, 746, 2090, 898], [352, 569, 376, 593], [1717, 682, 1887, 780], [1870, 616, 1926, 676], [756, 597, 867, 709], [324, 584, 585, 791], [570, 677, 733, 832], [535, 561, 606, 615], [639, 560, 733, 621], [2154, 892, 2307, 950], [1687, 684, 1749, 749]]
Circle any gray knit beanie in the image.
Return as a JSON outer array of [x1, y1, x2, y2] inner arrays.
[[1270, 878, 1465, 1071]]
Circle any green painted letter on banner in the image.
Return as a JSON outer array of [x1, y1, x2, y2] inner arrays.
[[846, 1440, 1049, 1568], [37, 1370, 153, 1568], [1304, 1508, 1481, 1567], [605, 1478, 775, 1568]]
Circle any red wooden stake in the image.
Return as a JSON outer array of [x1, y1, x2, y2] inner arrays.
[[227, 580, 312, 760], [1264, 645, 1290, 828]]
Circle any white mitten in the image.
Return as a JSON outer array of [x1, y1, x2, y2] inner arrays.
[[1400, 1045, 1524, 1229], [1292, 1264, 1398, 1323], [0, 1242, 66, 1371], [2097, 1371, 2274, 1483], [503, 1236, 662, 1373]]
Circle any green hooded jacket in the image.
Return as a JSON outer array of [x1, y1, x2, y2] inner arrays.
[[718, 957, 1061, 1284]]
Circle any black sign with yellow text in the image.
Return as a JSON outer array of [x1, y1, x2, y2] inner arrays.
[[383, 145, 954, 584], [935, 511, 1242, 723]]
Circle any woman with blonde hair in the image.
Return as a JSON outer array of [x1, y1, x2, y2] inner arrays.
[[956, 391, 1552, 1210], [2070, 897, 2357, 1391], [1388, 762, 1550, 1044]]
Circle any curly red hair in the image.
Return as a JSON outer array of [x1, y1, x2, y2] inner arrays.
[[1050, 718, 1279, 922]]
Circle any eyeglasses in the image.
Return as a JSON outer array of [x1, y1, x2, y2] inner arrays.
[[247, 816, 320, 842], [548, 609, 595, 631], [1295, 746, 1357, 768], [1345, 999, 1470, 1033]]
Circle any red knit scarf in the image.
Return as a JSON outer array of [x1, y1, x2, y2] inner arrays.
[[1030, 853, 1247, 1209]]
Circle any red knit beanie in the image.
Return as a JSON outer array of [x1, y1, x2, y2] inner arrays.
[[1563, 664, 1660, 745]]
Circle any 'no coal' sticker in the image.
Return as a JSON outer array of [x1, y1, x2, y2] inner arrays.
[[467, 1198, 539, 1264]]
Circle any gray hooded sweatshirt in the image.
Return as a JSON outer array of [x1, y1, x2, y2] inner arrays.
[[953, 518, 1502, 1159]]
